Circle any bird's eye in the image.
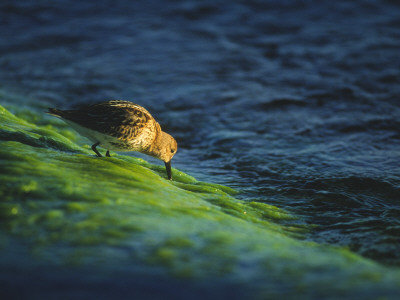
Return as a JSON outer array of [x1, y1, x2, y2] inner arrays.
[[171, 149, 175, 154]]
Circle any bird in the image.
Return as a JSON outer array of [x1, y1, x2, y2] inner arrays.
[[47, 100, 177, 180]]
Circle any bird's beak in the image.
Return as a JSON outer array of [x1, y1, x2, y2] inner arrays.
[[164, 161, 172, 180]]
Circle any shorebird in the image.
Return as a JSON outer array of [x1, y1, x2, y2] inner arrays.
[[47, 100, 177, 180]]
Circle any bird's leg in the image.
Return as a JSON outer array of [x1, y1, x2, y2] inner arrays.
[[91, 142, 102, 157], [106, 150, 111, 157]]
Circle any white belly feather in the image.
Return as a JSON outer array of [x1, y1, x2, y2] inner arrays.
[[64, 120, 140, 152]]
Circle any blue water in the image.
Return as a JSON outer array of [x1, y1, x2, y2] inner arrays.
[[1, 0, 400, 292]]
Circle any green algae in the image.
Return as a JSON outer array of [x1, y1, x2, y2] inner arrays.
[[1, 103, 400, 298], [0, 105, 84, 153]]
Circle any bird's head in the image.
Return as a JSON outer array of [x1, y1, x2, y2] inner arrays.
[[160, 132, 177, 180]]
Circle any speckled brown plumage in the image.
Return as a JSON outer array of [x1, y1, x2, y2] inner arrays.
[[47, 100, 177, 180]]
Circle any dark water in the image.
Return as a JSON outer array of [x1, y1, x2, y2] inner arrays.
[[1, 0, 400, 269]]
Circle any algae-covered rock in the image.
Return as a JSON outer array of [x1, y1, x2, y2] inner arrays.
[[1, 103, 400, 299]]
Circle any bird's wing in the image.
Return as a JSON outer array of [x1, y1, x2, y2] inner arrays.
[[62, 101, 155, 140]]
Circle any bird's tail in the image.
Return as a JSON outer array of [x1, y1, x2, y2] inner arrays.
[[47, 108, 64, 118]]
